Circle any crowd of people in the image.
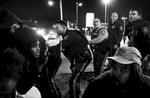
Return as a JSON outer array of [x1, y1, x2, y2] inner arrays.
[[0, 7, 150, 98], [83, 7, 150, 97]]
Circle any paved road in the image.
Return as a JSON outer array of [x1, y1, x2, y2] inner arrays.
[[57, 54, 94, 74]]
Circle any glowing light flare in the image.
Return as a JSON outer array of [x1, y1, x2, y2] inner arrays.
[[102, 0, 111, 4], [48, 1, 54, 6], [36, 29, 45, 35], [36, 29, 49, 40], [122, 17, 128, 20], [49, 30, 57, 39], [78, 3, 82, 6]]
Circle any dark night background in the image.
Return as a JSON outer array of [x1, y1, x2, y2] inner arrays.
[[0, 0, 150, 29]]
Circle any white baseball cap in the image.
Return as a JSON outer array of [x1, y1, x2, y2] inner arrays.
[[107, 46, 142, 66]]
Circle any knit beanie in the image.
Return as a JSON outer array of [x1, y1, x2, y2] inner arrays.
[[108, 46, 142, 66], [14, 26, 41, 57]]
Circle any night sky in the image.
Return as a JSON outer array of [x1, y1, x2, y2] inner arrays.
[[0, 0, 150, 29]]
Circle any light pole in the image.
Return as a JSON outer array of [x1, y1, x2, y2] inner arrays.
[[60, 0, 63, 20], [102, 0, 111, 23], [48, 0, 63, 20], [122, 17, 128, 44], [122, 17, 128, 33], [76, 2, 82, 29]]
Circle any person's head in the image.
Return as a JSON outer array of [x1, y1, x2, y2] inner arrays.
[[107, 46, 142, 84], [10, 23, 21, 33], [0, 10, 23, 32], [0, 47, 25, 94], [29, 37, 41, 58], [14, 26, 43, 59], [93, 17, 102, 29], [129, 8, 142, 22], [0, 10, 23, 52], [111, 12, 118, 22], [55, 20, 67, 35]]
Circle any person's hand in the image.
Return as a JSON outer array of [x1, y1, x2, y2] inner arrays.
[[38, 57, 48, 72], [45, 41, 50, 47], [114, 45, 118, 49], [123, 36, 126, 44], [44, 46, 49, 56], [88, 40, 92, 45]]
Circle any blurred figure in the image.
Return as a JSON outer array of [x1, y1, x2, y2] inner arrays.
[[0, 10, 23, 52], [89, 17, 110, 77], [20, 86, 41, 98], [124, 8, 150, 74], [0, 10, 52, 98], [123, 15, 132, 44], [45, 40, 62, 98], [55, 20, 92, 98], [82, 46, 150, 98], [0, 10, 25, 98], [13, 25, 51, 98], [0, 48, 25, 98], [107, 12, 124, 55]]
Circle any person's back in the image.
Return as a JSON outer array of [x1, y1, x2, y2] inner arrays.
[[130, 19, 150, 57], [0, 47, 25, 98], [63, 29, 89, 57], [82, 70, 150, 97]]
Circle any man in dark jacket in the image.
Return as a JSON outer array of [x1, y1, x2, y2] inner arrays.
[[124, 8, 150, 74], [82, 46, 150, 98], [55, 20, 92, 98]]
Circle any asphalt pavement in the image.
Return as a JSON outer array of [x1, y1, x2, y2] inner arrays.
[[57, 53, 94, 74]]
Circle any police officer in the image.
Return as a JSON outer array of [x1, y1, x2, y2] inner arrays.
[[55, 20, 92, 98], [124, 8, 150, 74], [107, 12, 124, 56], [89, 17, 109, 77]]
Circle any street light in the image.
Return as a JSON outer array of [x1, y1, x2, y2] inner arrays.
[[102, 0, 111, 23], [121, 17, 128, 44], [48, 1, 54, 6], [59, 0, 63, 20], [76, 2, 82, 29], [48, 0, 63, 20]]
